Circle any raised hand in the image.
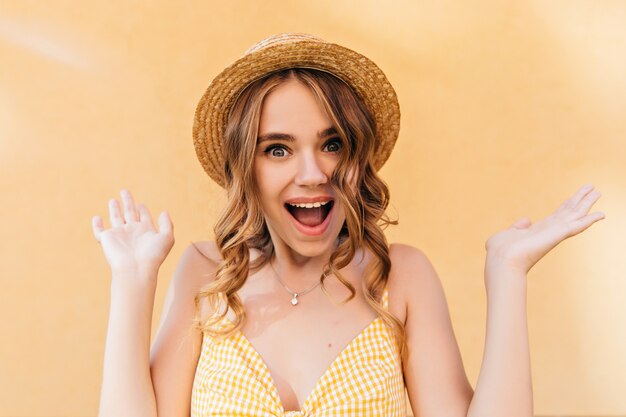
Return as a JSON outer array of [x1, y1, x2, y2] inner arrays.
[[485, 184, 605, 276], [92, 189, 175, 282]]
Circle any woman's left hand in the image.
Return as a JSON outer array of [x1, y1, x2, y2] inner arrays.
[[485, 184, 605, 277]]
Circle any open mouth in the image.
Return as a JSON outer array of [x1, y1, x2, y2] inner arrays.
[[284, 200, 334, 228]]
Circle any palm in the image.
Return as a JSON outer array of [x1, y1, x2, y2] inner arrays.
[[485, 184, 605, 274], [99, 219, 171, 272], [92, 189, 174, 275]]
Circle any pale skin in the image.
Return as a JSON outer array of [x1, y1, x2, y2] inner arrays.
[[93, 78, 605, 417]]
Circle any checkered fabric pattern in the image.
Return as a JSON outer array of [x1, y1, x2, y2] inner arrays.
[[191, 286, 406, 416]]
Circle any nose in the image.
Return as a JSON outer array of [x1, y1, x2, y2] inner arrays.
[[294, 152, 328, 188]]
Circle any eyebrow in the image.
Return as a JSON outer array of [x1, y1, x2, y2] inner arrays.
[[257, 127, 338, 144]]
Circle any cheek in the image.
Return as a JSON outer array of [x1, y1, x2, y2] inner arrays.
[[253, 161, 272, 190], [346, 168, 358, 190], [253, 163, 283, 211], [255, 159, 293, 189]]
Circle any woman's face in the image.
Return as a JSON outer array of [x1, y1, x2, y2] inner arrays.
[[253, 77, 350, 259]]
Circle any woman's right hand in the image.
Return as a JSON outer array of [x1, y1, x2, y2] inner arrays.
[[91, 189, 175, 283]]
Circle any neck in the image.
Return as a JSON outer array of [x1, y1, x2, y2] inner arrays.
[[269, 237, 342, 288]]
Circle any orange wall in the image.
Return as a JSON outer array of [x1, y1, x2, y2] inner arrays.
[[1, 1, 624, 416]]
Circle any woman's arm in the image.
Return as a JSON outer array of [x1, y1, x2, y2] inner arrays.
[[395, 243, 474, 417], [149, 242, 219, 416], [92, 189, 175, 417], [98, 272, 159, 417], [397, 249, 532, 417], [98, 243, 216, 417], [401, 184, 603, 417], [466, 266, 531, 417], [468, 184, 604, 417]]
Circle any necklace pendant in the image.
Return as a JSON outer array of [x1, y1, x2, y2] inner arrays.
[[290, 294, 299, 306]]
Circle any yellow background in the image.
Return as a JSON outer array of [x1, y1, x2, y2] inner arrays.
[[1, 1, 624, 416]]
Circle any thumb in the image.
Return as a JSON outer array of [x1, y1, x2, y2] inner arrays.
[[158, 211, 173, 235], [511, 216, 532, 229]]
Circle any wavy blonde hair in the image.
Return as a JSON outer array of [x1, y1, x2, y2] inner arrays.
[[191, 68, 406, 360]]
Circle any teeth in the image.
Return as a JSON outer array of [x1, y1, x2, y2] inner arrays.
[[287, 200, 331, 208]]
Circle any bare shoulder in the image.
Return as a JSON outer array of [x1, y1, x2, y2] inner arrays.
[[148, 241, 221, 416], [389, 243, 433, 286], [186, 241, 223, 319], [190, 240, 222, 264], [388, 245, 473, 416], [192, 240, 264, 266], [389, 242, 431, 265], [389, 242, 439, 286], [156, 240, 221, 325], [388, 242, 441, 324]]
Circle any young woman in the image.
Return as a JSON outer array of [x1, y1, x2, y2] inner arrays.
[[92, 33, 605, 417]]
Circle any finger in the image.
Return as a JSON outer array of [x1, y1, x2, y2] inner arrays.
[[109, 198, 124, 227], [563, 211, 605, 238], [574, 189, 602, 215], [511, 216, 532, 229], [120, 189, 139, 222], [158, 211, 173, 236], [137, 203, 155, 229], [92, 215, 103, 242], [560, 184, 594, 210]]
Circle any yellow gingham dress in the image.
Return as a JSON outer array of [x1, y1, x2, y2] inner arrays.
[[191, 286, 406, 416]]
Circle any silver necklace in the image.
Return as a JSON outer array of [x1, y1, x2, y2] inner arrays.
[[269, 258, 326, 306]]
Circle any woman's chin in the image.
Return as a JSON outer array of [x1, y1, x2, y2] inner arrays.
[[287, 229, 342, 256]]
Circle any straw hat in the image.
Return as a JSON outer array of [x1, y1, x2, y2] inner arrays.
[[192, 32, 401, 188]]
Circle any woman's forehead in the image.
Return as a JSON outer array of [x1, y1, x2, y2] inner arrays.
[[258, 81, 334, 139]]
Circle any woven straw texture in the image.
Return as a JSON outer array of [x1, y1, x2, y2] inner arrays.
[[190, 286, 407, 416], [192, 33, 401, 188]]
